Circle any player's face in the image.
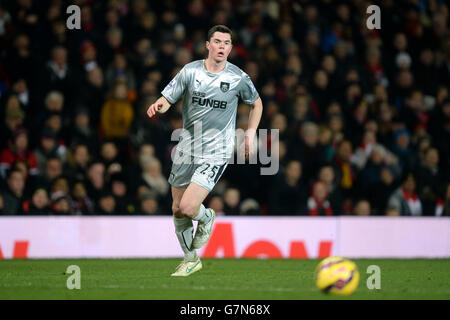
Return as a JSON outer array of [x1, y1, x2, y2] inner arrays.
[[206, 32, 232, 63]]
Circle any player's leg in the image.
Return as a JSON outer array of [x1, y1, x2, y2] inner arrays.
[[187, 160, 228, 248], [168, 153, 204, 276], [178, 181, 215, 250], [170, 158, 227, 276], [178, 181, 210, 219], [171, 184, 206, 276], [171, 186, 196, 258]]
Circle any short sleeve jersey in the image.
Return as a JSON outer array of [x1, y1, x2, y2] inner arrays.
[[161, 59, 259, 160]]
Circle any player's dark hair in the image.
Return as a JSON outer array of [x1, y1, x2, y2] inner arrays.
[[207, 25, 233, 42]]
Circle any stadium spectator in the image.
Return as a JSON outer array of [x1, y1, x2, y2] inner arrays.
[[50, 176, 70, 199], [240, 198, 260, 215], [139, 156, 169, 202], [21, 187, 51, 215], [74, 67, 106, 125], [86, 161, 106, 203], [65, 144, 91, 182], [70, 180, 94, 215], [353, 199, 371, 216], [41, 45, 77, 103], [69, 107, 98, 151], [416, 148, 441, 214], [388, 173, 422, 216], [99, 140, 122, 174], [317, 165, 342, 212], [1, 102, 25, 150], [34, 127, 66, 174], [110, 172, 135, 214], [6, 34, 34, 85], [41, 157, 63, 188], [368, 166, 398, 215], [288, 122, 325, 183], [270, 113, 288, 141], [100, 81, 134, 141], [43, 112, 66, 145], [96, 191, 117, 215], [332, 140, 356, 200], [291, 95, 317, 124], [0, 169, 26, 214], [269, 160, 307, 215], [307, 181, 334, 216], [105, 53, 137, 91], [79, 40, 99, 72], [392, 128, 417, 175], [223, 187, 241, 215], [436, 183, 450, 216], [207, 195, 225, 216], [138, 191, 159, 215], [351, 130, 397, 171], [318, 126, 335, 162], [310, 69, 331, 114], [358, 145, 397, 197], [10, 78, 31, 111], [35, 91, 66, 129], [50, 191, 72, 215], [0, 128, 38, 178]]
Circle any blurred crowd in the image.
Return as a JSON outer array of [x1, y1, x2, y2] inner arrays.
[[0, 0, 449, 216]]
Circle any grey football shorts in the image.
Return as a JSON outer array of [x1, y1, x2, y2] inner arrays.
[[168, 153, 228, 192]]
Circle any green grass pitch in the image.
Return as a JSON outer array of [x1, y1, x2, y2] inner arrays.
[[1, 258, 449, 299]]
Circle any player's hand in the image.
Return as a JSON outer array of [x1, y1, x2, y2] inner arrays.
[[147, 103, 163, 118]]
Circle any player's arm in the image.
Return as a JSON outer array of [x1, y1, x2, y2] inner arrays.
[[244, 97, 263, 158], [146, 96, 172, 118], [246, 97, 263, 139], [148, 66, 188, 118]]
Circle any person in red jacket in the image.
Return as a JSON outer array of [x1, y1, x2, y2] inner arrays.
[[0, 128, 38, 178]]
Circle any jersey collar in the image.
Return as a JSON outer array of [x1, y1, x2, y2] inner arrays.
[[202, 59, 228, 76]]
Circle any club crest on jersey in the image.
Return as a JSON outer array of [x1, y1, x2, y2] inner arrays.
[[220, 82, 230, 92]]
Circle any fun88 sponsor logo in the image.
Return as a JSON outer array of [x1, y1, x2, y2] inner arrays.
[[191, 96, 227, 109]]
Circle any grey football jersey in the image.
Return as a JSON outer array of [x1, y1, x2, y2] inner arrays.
[[161, 59, 259, 160]]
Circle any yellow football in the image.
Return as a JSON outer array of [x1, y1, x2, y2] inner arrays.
[[314, 256, 360, 296]]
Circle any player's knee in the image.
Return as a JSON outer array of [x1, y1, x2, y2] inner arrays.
[[172, 204, 184, 218], [179, 201, 197, 218]]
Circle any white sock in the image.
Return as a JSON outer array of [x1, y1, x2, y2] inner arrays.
[[173, 216, 197, 261], [192, 204, 211, 224]]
